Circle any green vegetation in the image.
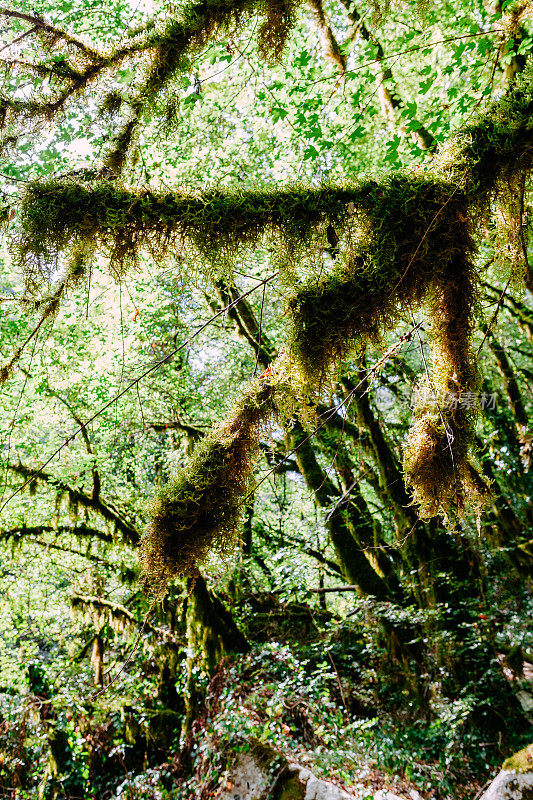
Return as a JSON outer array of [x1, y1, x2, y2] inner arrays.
[[141, 382, 277, 591], [0, 0, 531, 796]]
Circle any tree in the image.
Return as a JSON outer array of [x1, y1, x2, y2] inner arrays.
[[0, 0, 531, 796]]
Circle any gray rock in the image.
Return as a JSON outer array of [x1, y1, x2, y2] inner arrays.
[[218, 752, 270, 800], [479, 770, 533, 800], [516, 690, 533, 715], [218, 752, 355, 800], [286, 763, 354, 799]]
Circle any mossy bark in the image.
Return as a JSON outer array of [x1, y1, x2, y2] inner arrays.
[[287, 421, 392, 600], [183, 573, 249, 736]]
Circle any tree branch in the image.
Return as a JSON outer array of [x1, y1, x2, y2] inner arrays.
[[307, 0, 346, 74], [70, 594, 182, 642], [339, 0, 434, 150], [0, 524, 113, 543], [5, 462, 140, 545]]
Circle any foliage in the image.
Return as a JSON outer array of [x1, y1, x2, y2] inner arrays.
[[0, 0, 531, 797]]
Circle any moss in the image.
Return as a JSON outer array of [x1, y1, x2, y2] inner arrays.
[[288, 177, 469, 373], [140, 381, 277, 595], [17, 181, 360, 286], [503, 743, 533, 773], [287, 175, 489, 515], [275, 775, 306, 800], [17, 65, 533, 529], [147, 0, 298, 67], [147, 709, 182, 749], [437, 63, 533, 198]]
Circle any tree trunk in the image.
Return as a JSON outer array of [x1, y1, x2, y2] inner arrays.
[[182, 573, 249, 736]]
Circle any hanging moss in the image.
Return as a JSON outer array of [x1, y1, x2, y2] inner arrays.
[[140, 381, 277, 595], [17, 66, 533, 288], [149, 0, 298, 65], [288, 177, 467, 380], [402, 248, 489, 516], [0, 0, 298, 157], [287, 175, 490, 515], [403, 416, 489, 517], [17, 181, 359, 286], [14, 60, 533, 536]]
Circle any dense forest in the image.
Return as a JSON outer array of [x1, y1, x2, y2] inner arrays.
[[0, 0, 531, 796]]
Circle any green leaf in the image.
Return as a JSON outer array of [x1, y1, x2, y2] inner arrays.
[[271, 106, 288, 123]]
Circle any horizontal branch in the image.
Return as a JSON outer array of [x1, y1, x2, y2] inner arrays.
[[70, 594, 182, 642], [308, 584, 360, 593], [0, 524, 113, 544], [147, 419, 207, 440], [18, 181, 366, 272], [17, 66, 533, 277], [5, 462, 139, 545]]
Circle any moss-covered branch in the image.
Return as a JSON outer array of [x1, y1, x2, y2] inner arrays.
[[1, 0, 299, 160], [140, 381, 279, 593], [70, 594, 181, 641], [1, 531, 111, 566], [17, 181, 362, 283], [6, 462, 140, 545], [0, 524, 113, 544], [17, 62, 533, 277], [14, 60, 533, 590], [0, 7, 103, 59], [307, 0, 346, 74]]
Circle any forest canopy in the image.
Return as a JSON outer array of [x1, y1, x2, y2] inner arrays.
[[0, 0, 531, 797]]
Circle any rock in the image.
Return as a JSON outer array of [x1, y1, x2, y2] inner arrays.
[[478, 770, 533, 800], [477, 745, 533, 800], [286, 764, 353, 799], [372, 791, 406, 800], [516, 691, 533, 716], [219, 752, 270, 799], [217, 745, 355, 800]]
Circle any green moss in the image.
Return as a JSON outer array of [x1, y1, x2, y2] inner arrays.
[[287, 175, 489, 516], [147, 0, 298, 65], [127, 0, 300, 117], [140, 382, 277, 595], [437, 63, 533, 197], [503, 743, 533, 773], [276, 776, 306, 800], [147, 709, 182, 748], [18, 66, 533, 529], [17, 181, 361, 285]]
